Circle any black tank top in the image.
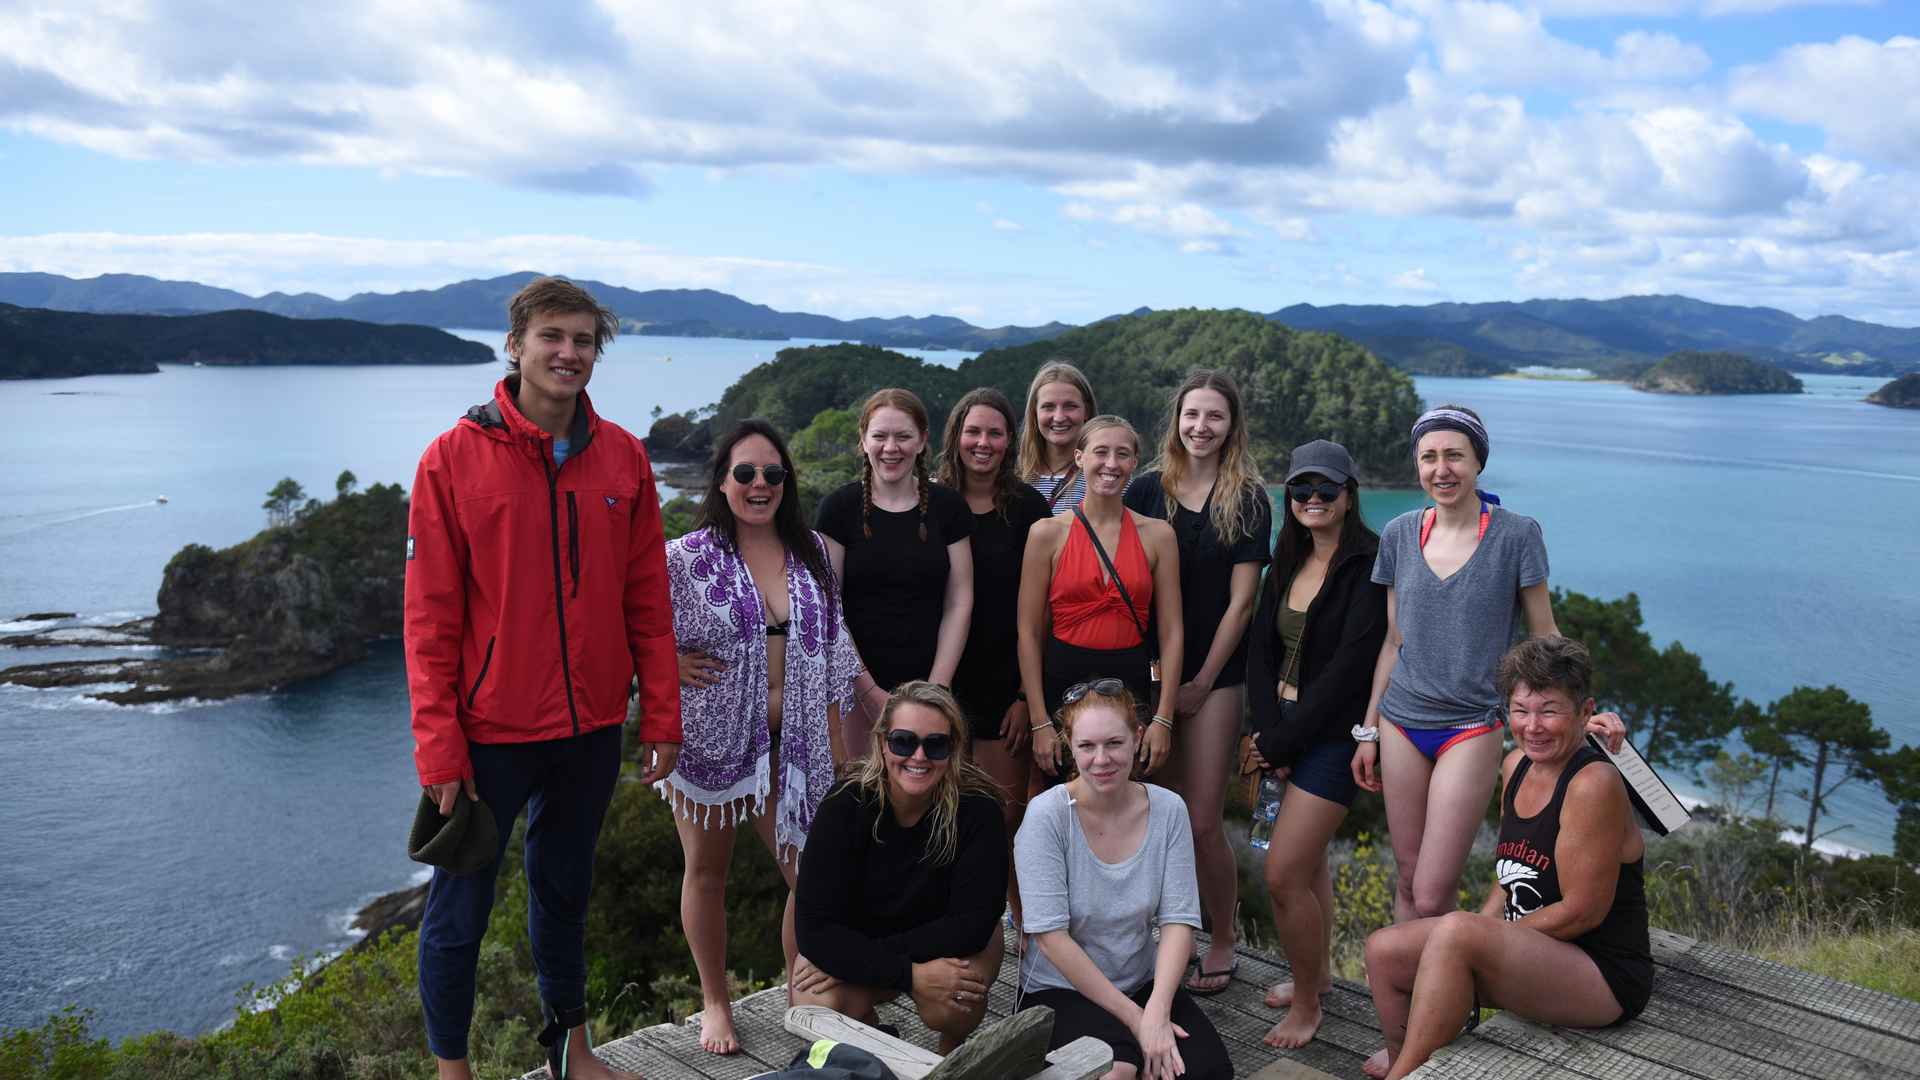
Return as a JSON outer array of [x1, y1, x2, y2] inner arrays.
[[1497, 746, 1649, 957]]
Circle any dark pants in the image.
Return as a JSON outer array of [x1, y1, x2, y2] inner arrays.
[[1020, 983, 1232, 1079], [418, 723, 622, 1060]]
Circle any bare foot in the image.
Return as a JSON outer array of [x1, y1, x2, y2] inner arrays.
[[1261, 999, 1323, 1049], [1263, 977, 1332, 1009], [1362, 1047, 1392, 1080], [698, 1002, 740, 1055], [555, 1051, 638, 1080]]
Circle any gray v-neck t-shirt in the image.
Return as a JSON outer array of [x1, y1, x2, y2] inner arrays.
[[1014, 782, 1201, 995], [1370, 505, 1549, 729]]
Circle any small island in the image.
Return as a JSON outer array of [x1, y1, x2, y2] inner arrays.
[[0, 303, 494, 379], [1866, 373, 1920, 409], [1630, 350, 1804, 395]]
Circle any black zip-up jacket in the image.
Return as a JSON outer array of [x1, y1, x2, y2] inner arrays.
[[1244, 537, 1387, 768]]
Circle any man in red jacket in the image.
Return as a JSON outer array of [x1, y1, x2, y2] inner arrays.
[[405, 276, 680, 1080]]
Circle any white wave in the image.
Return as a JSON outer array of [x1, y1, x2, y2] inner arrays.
[[267, 944, 293, 962], [0, 617, 65, 632], [409, 866, 433, 886]]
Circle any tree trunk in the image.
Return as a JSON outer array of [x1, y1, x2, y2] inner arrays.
[[1765, 759, 1781, 821], [1804, 742, 1828, 852]]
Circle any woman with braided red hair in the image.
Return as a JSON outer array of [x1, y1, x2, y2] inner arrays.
[[816, 388, 976, 758]]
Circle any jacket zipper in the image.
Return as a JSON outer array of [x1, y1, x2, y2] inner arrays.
[[544, 453, 583, 737], [566, 492, 580, 599], [467, 635, 497, 708]]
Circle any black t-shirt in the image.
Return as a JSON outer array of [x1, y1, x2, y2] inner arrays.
[[794, 781, 1008, 991], [951, 483, 1051, 732], [815, 480, 974, 690], [1124, 471, 1272, 686]]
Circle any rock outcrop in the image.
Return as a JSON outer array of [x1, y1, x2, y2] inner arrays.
[[1867, 373, 1920, 409]]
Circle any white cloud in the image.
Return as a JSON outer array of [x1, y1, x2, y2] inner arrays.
[[1412, 1, 1710, 90], [1393, 267, 1442, 291], [1730, 36, 1920, 168], [992, 218, 1024, 232]]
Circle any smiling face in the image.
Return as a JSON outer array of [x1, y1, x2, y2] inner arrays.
[[1416, 429, 1481, 508], [1178, 386, 1232, 462], [1507, 682, 1594, 765], [864, 405, 926, 485], [1068, 704, 1138, 793], [1075, 424, 1138, 497], [722, 433, 783, 529], [507, 310, 599, 407], [957, 403, 1010, 478], [1288, 473, 1349, 533], [882, 701, 952, 802], [1034, 381, 1088, 453]]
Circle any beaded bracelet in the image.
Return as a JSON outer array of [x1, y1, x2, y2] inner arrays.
[[1150, 715, 1174, 731]]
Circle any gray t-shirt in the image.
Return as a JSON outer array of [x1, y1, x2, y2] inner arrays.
[[1014, 783, 1201, 995], [1371, 505, 1549, 729]]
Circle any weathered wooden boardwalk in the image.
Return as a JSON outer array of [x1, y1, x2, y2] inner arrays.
[[527, 926, 1920, 1079]]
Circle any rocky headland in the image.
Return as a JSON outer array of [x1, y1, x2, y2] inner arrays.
[[0, 479, 406, 703], [1867, 373, 1920, 409], [1630, 350, 1805, 395]]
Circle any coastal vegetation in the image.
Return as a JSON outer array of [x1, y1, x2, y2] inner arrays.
[[0, 304, 493, 379], [1629, 350, 1804, 395], [1868, 373, 1920, 408]]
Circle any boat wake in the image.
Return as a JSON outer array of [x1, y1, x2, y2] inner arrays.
[[0, 499, 167, 538]]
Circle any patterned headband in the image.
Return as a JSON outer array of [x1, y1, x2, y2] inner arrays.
[[1410, 407, 1489, 467]]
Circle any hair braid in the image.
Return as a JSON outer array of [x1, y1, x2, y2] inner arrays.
[[860, 454, 875, 540], [915, 454, 930, 543]]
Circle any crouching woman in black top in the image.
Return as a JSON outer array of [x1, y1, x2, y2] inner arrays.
[[1361, 636, 1649, 1080], [793, 681, 1008, 1052]]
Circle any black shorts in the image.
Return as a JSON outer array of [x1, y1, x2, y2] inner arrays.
[[1041, 636, 1151, 723], [1287, 737, 1358, 808], [1019, 983, 1231, 1079]]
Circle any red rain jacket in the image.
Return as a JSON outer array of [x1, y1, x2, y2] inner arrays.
[[403, 377, 681, 786]]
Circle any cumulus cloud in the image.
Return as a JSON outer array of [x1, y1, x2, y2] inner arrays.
[[1412, 1, 1711, 90], [1393, 268, 1442, 291], [1731, 36, 1920, 168]]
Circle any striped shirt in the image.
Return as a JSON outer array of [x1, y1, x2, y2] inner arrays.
[[1031, 469, 1132, 515]]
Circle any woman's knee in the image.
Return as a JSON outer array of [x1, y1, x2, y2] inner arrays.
[[1410, 878, 1459, 919], [920, 997, 989, 1041], [1364, 925, 1417, 982]]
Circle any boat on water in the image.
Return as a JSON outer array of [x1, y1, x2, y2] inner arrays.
[[155, 495, 169, 504]]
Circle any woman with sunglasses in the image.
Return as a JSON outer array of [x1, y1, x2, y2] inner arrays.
[[1122, 369, 1270, 997], [1018, 360, 1102, 514], [792, 682, 1008, 1053], [1242, 439, 1386, 1049], [1018, 416, 1183, 782], [1014, 680, 1232, 1080], [660, 418, 862, 1055], [817, 388, 975, 757], [936, 387, 1052, 922]]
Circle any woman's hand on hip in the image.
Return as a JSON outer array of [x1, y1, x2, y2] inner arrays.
[[678, 649, 726, 688]]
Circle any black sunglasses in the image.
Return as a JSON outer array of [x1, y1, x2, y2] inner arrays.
[[884, 729, 953, 761], [731, 462, 788, 486], [1287, 480, 1343, 504], [1061, 678, 1126, 706]]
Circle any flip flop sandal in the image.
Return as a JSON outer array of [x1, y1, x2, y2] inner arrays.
[[1184, 959, 1238, 997]]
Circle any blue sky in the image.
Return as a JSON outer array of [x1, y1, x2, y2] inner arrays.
[[2, 1, 1916, 327]]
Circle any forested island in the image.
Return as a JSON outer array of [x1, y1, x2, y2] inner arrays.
[[1867, 373, 1920, 409], [1630, 350, 1804, 395], [651, 307, 1424, 486], [0, 304, 493, 379]]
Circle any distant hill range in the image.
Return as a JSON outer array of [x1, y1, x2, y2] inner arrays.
[[0, 303, 492, 379], [5, 271, 1918, 377]]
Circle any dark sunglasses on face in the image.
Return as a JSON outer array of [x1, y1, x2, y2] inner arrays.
[[731, 463, 788, 486], [1060, 678, 1126, 706], [884, 729, 954, 761], [1288, 480, 1343, 504]]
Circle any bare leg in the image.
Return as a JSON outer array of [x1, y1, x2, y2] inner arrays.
[[1363, 916, 1438, 1074], [1383, 913, 1622, 1080], [1378, 723, 1435, 925], [792, 979, 889, 1027], [555, 1024, 640, 1080], [1264, 852, 1335, 1008], [1261, 782, 1347, 1047], [747, 742, 802, 985], [1160, 684, 1243, 990], [674, 804, 743, 1055], [1408, 735, 1502, 919], [971, 730, 1031, 926]]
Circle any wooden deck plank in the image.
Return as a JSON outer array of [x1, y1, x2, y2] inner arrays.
[[1403, 1035, 1596, 1079], [1477, 1009, 1810, 1080], [1652, 929, 1920, 1041], [1630, 987, 1899, 1079], [1640, 961, 1920, 1074]]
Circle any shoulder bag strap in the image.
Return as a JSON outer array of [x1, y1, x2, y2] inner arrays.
[[1071, 506, 1156, 659]]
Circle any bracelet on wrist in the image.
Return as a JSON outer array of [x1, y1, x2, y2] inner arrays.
[[1029, 720, 1055, 733], [1350, 723, 1380, 743], [1150, 715, 1173, 731]]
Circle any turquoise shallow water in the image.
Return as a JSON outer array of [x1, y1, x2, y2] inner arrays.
[[0, 344, 1912, 1039]]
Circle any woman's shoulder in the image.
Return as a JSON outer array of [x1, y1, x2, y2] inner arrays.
[[818, 481, 863, 512], [957, 787, 1006, 824], [927, 481, 970, 510], [1010, 481, 1051, 517], [667, 526, 726, 569], [1382, 507, 1424, 537], [1489, 504, 1542, 535], [1125, 470, 1165, 501]]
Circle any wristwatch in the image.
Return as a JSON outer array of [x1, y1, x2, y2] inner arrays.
[[1350, 724, 1380, 743]]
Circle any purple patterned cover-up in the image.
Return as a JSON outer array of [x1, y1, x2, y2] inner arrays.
[[656, 526, 859, 855]]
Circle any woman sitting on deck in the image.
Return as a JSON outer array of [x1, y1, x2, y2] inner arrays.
[[791, 681, 1009, 1053], [1361, 636, 1651, 1080], [1015, 680, 1231, 1080]]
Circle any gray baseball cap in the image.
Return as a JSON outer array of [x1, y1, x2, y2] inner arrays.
[[1284, 439, 1355, 485]]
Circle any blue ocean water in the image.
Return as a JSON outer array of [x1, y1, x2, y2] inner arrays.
[[0, 343, 1913, 1040]]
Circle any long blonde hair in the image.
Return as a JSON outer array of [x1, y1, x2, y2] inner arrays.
[[851, 681, 1002, 865], [1149, 369, 1266, 545], [1017, 360, 1097, 480]]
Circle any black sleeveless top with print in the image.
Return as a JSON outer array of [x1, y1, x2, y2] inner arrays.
[[1498, 745, 1654, 1021]]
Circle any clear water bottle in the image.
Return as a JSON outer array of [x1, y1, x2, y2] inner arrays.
[[1249, 774, 1283, 850]]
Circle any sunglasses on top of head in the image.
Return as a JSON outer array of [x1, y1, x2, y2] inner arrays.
[[1060, 677, 1126, 706], [1287, 480, 1343, 504], [884, 729, 953, 761], [731, 463, 788, 486]]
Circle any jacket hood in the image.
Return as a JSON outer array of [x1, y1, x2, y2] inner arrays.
[[462, 375, 598, 458]]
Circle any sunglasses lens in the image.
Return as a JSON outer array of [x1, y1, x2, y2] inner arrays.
[[921, 735, 953, 761], [764, 465, 787, 486], [885, 730, 918, 757], [731, 463, 755, 484]]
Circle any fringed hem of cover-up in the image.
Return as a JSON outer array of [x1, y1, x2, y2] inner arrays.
[[652, 754, 770, 831]]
